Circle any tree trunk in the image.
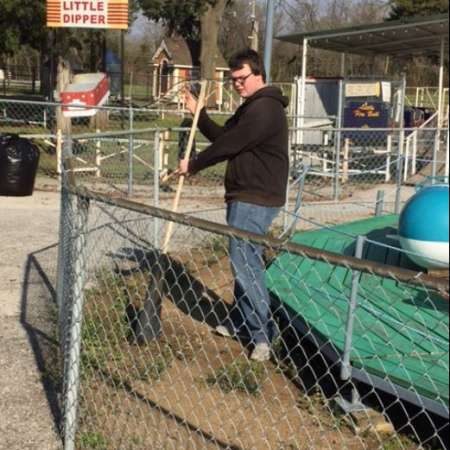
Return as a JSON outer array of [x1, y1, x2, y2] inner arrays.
[[200, 0, 228, 80], [200, 0, 228, 108]]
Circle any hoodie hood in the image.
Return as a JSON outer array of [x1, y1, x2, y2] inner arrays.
[[245, 86, 290, 109]]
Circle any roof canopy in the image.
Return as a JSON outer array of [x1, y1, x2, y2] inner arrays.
[[276, 14, 449, 58]]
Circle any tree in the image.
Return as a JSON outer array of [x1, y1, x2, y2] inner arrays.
[[0, 0, 46, 57], [137, 0, 232, 79], [389, 0, 449, 20], [199, 0, 228, 78]]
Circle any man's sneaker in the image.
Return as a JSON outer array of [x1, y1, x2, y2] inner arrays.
[[250, 343, 271, 362], [214, 325, 233, 338]]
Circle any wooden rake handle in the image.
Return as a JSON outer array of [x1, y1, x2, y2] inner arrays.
[[162, 80, 208, 253]]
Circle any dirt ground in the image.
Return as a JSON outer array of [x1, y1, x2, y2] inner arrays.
[[0, 173, 416, 450]]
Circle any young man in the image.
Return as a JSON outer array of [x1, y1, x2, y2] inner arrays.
[[178, 49, 289, 362]]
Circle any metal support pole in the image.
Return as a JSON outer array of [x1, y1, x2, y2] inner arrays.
[[120, 30, 125, 105], [334, 235, 366, 414], [334, 80, 345, 201], [437, 37, 445, 130], [432, 130, 439, 182], [386, 134, 392, 182], [412, 132, 418, 176], [154, 131, 161, 248], [128, 105, 134, 197], [63, 195, 90, 450], [284, 132, 292, 233], [432, 37, 446, 183], [294, 77, 301, 146], [341, 235, 365, 382], [263, 0, 275, 84], [395, 129, 405, 215], [445, 128, 450, 181], [375, 190, 385, 217], [56, 134, 74, 336], [404, 136, 411, 182], [299, 38, 308, 147], [395, 76, 407, 214], [56, 174, 74, 355], [340, 53, 346, 78]]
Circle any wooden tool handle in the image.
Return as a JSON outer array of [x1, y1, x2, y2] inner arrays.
[[162, 80, 208, 253]]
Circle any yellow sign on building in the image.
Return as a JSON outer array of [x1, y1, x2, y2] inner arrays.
[[47, 0, 128, 30]]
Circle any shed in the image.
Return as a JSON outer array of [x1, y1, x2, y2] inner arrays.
[[151, 35, 229, 106]]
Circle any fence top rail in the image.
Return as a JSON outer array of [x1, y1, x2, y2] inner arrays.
[[65, 178, 448, 295], [65, 127, 449, 142]]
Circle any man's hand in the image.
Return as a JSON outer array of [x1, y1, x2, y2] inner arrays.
[[174, 158, 190, 177], [183, 87, 198, 115]]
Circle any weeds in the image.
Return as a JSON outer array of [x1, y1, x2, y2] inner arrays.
[[206, 358, 266, 396], [135, 344, 174, 382], [78, 431, 108, 450]]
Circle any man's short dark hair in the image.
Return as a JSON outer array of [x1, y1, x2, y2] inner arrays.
[[228, 49, 267, 83]]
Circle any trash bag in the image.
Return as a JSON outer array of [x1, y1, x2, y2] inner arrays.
[[0, 134, 40, 197]]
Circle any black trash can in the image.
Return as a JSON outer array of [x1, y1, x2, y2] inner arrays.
[[0, 134, 40, 197]]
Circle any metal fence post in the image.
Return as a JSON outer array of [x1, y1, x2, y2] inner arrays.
[[154, 130, 161, 248], [56, 135, 74, 348], [63, 195, 90, 450], [336, 235, 366, 413], [341, 235, 365, 382], [128, 105, 134, 197], [375, 190, 385, 217], [284, 133, 292, 233]]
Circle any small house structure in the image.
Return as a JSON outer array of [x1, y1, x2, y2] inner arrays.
[[151, 35, 229, 107]]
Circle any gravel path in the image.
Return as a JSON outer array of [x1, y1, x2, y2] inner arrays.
[[0, 184, 62, 450]]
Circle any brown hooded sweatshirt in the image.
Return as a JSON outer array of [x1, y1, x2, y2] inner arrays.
[[189, 86, 289, 207]]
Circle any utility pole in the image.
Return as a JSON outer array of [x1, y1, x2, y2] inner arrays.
[[264, 0, 275, 84], [249, 0, 259, 51]]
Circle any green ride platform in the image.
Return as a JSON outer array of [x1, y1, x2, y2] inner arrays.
[[266, 215, 449, 416]]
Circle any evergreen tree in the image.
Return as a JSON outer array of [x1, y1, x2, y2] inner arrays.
[[390, 0, 449, 20]]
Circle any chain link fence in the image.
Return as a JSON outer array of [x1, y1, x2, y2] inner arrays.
[[4, 97, 448, 449], [56, 174, 449, 450], [1, 97, 448, 231]]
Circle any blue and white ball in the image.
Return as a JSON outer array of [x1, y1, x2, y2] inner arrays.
[[399, 184, 449, 270]]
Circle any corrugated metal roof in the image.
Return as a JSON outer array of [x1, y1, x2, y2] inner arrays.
[[276, 14, 449, 58]]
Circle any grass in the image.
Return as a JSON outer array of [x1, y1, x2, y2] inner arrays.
[[206, 358, 267, 396], [134, 344, 174, 382], [81, 266, 203, 385], [380, 435, 423, 450], [78, 431, 109, 450], [81, 269, 135, 375]]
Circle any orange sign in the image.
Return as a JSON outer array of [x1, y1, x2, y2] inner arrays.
[[47, 0, 128, 29]]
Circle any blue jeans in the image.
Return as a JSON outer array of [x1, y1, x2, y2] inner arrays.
[[226, 201, 280, 345]]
